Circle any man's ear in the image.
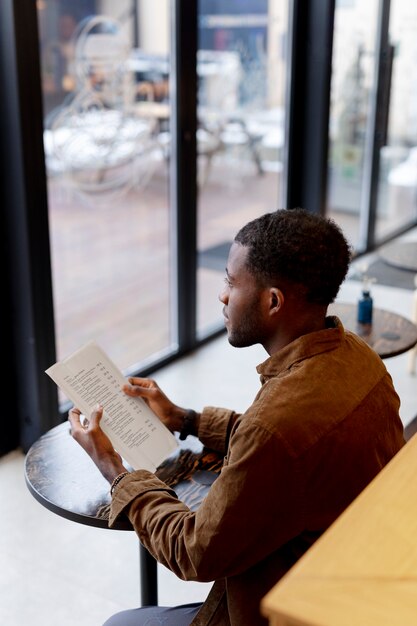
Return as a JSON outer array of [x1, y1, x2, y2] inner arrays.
[[269, 288, 284, 314]]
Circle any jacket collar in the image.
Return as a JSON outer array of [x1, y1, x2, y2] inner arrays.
[[257, 316, 345, 382]]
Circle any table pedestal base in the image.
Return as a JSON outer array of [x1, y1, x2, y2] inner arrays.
[[140, 544, 158, 606]]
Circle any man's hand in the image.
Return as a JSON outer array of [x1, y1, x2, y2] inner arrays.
[[68, 405, 126, 484], [122, 377, 189, 434]]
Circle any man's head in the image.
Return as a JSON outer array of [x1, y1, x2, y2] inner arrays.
[[220, 208, 351, 351], [234, 208, 351, 305]]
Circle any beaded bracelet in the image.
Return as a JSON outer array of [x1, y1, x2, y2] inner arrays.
[[110, 471, 130, 495], [179, 409, 198, 441]]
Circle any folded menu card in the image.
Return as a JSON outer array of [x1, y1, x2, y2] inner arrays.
[[46, 341, 178, 471]]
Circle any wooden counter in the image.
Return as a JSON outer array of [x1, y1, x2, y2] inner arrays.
[[261, 433, 417, 626]]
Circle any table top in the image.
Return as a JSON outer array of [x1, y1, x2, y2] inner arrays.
[[261, 430, 417, 626], [328, 302, 417, 359], [378, 240, 417, 273], [25, 422, 223, 531]]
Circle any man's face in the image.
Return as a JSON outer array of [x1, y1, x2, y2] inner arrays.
[[219, 242, 265, 348]]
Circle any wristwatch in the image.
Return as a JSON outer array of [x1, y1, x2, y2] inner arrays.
[[179, 409, 198, 441]]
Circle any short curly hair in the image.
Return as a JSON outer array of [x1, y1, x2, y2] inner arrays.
[[234, 208, 352, 305]]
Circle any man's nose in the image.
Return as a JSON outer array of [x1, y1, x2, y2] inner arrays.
[[218, 287, 228, 304]]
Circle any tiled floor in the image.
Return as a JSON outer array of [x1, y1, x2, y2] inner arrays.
[[1, 231, 416, 626]]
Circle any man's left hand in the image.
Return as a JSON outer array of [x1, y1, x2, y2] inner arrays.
[[68, 405, 126, 484]]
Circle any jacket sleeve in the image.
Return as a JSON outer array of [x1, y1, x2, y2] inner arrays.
[[109, 413, 304, 583], [197, 406, 241, 454]]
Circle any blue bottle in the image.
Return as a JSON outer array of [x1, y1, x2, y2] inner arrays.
[[357, 289, 373, 324]]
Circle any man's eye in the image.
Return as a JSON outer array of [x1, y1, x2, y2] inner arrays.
[[224, 277, 232, 287]]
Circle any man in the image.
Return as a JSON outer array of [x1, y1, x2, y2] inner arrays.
[[69, 208, 405, 626]]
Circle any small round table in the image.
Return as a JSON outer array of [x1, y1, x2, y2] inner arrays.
[[24, 423, 222, 606], [328, 302, 417, 359], [378, 241, 417, 273]]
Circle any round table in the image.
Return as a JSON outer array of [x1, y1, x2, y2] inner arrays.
[[24, 423, 222, 605], [378, 241, 417, 273], [328, 302, 417, 359]]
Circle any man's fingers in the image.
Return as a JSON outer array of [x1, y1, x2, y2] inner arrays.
[[123, 377, 159, 397], [69, 405, 103, 433], [127, 377, 157, 390], [68, 407, 82, 429], [128, 376, 150, 385], [123, 384, 143, 397], [89, 404, 103, 427], [123, 383, 149, 398]]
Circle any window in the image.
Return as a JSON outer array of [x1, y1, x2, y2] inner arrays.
[[38, 1, 174, 379], [3, 0, 415, 450], [196, 0, 288, 334], [327, 0, 417, 251]]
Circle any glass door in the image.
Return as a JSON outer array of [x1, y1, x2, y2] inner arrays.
[[37, 1, 173, 378], [326, 0, 380, 250], [196, 0, 289, 335], [327, 0, 417, 253], [374, 0, 417, 241]]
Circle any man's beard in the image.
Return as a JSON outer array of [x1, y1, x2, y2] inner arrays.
[[227, 305, 262, 348]]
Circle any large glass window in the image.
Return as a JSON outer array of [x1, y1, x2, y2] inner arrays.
[[36, 0, 289, 396], [375, 0, 417, 240], [5, 0, 416, 447], [326, 0, 379, 249], [196, 0, 289, 334], [327, 0, 417, 251], [37, 1, 173, 375]]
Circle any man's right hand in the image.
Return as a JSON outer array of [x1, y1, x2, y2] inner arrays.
[[122, 377, 189, 434]]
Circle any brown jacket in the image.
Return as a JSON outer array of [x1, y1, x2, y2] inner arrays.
[[109, 318, 405, 625]]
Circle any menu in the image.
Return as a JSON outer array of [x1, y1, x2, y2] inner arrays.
[[46, 341, 178, 471]]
